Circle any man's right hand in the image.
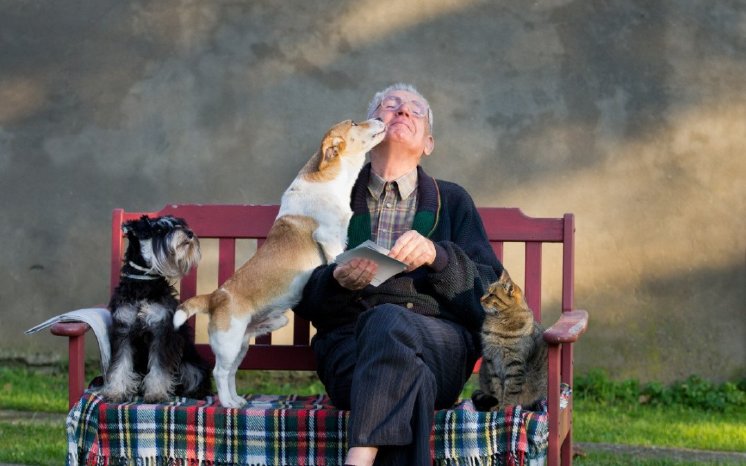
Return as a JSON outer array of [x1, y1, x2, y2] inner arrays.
[[333, 258, 378, 290]]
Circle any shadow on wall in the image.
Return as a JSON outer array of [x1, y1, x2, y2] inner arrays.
[[580, 261, 746, 383]]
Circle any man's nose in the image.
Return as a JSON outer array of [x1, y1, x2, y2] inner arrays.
[[396, 103, 412, 116]]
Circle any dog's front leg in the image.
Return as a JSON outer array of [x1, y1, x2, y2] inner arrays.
[[143, 338, 180, 403], [142, 304, 180, 402], [102, 338, 140, 402], [313, 230, 345, 263], [101, 306, 141, 402]]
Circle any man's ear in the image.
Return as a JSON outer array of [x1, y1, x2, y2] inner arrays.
[[422, 134, 435, 157]]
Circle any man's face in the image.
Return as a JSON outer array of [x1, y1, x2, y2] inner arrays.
[[374, 90, 434, 156]]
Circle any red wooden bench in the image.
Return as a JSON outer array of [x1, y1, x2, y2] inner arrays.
[[52, 204, 588, 465]]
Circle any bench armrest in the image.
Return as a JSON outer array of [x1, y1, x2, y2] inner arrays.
[[543, 310, 589, 344], [50, 321, 91, 337]]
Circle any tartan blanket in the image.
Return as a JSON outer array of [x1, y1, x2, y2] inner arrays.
[[67, 387, 570, 466]]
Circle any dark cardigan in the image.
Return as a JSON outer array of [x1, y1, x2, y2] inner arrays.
[[294, 164, 503, 336]]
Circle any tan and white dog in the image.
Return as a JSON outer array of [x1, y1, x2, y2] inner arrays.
[[173, 118, 386, 408]]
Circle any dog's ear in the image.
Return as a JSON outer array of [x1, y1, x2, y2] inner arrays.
[[122, 219, 140, 237], [122, 215, 150, 239], [319, 136, 345, 170]]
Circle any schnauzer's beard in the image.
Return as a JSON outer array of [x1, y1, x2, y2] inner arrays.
[[141, 230, 201, 279]]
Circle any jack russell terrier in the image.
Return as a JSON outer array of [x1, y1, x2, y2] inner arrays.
[[173, 118, 386, 407]]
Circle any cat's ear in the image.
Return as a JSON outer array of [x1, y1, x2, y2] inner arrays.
[[507, 284, 515, 296], [511, 283, 525, 304]]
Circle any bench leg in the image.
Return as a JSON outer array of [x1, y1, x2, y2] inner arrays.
[[561, 344, 574, 465], [547, 344, 561, 466], [68, 334, 86, 409]]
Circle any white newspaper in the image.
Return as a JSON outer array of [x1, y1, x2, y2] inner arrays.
[[25, 307, 112, 374], [335, 240, 407, 286]]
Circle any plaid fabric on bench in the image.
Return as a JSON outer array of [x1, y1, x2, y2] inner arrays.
[[67, 387, 570, 466]]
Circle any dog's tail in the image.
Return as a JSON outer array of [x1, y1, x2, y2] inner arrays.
[[173, 294, 210, 329]]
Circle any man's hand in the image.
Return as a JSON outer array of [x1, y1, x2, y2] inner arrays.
[[389, 230, 436, 272], [334, 231, 436, 288], [333, 258, 378, 290]]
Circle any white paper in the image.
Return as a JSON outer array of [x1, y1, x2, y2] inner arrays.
[[25, 307, 112, 374], [335, 240, 407, 286]]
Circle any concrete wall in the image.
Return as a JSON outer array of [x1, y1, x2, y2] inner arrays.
[[1, 0, 743, 383]]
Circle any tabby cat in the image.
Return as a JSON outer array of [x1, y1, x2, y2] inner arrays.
[[471, 269, 548, 411]]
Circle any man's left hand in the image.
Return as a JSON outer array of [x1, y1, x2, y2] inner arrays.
[[389, 230, 436, 272]]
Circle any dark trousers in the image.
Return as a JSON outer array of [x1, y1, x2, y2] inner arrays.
[[311, 304, 479, 466]]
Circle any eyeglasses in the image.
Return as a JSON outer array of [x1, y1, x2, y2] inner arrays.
[[378, 95, 429, 119]]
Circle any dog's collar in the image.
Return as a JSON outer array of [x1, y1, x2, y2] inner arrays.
[[121, 261, 160, 281], [128, 261, 153, 273], [121, 273, 160, 281]]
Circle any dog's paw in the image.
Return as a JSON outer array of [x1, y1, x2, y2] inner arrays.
[[100, 387, 129, 403], [143, 390, 171, 404], [219, 395, 247, 409]]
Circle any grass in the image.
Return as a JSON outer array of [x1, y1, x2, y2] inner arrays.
[[574, 400, 746, 452], [573, 452, 743, 466], [570, 369, 746, 453], [1, 364, 744, 465], [0, 365, 70, 413], [0, 421, 67, 466]]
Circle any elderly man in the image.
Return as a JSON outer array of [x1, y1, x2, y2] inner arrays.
[[294, 83, 503, 466]]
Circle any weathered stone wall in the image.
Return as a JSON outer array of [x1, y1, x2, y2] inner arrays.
[[2, 0, 743, 382]]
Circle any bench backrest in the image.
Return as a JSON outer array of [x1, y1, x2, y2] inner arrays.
[[111, 205, 575, 371]]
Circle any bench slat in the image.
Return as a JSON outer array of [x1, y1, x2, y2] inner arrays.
[[525, 241, 543, 321]]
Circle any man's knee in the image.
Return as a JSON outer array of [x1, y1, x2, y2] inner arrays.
[[356, 304, 420, 346], [356, 304, 422, 354]]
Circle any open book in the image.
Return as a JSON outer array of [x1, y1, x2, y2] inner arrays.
[[335, 240, 407, 286]]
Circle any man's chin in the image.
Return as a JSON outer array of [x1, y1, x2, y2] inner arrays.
[[389, 121, 412, 130], [388, 125, 415, 139]]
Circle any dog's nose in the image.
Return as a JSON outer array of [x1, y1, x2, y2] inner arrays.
[[185, 230, 194, 239]]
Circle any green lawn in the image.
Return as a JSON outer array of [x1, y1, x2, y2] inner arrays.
[[573, 400, 746, 452], [573, 452, 744, 466], [0, 421, 67, 466], [0, 365, 70, 413], [1, 365, 744, 465]]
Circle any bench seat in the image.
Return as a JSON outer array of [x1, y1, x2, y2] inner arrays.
[[67, 386, 571, 466]]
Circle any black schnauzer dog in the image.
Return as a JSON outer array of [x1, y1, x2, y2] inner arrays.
[[101, 215, 211, 403]]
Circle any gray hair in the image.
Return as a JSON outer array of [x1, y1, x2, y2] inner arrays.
[[366, 83, 434, 133]]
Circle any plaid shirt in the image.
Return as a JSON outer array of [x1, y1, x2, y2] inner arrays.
[[366, 168, 418, 250]]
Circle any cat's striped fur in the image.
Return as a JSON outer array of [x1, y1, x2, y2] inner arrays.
[[472, 269, 548, 411]]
